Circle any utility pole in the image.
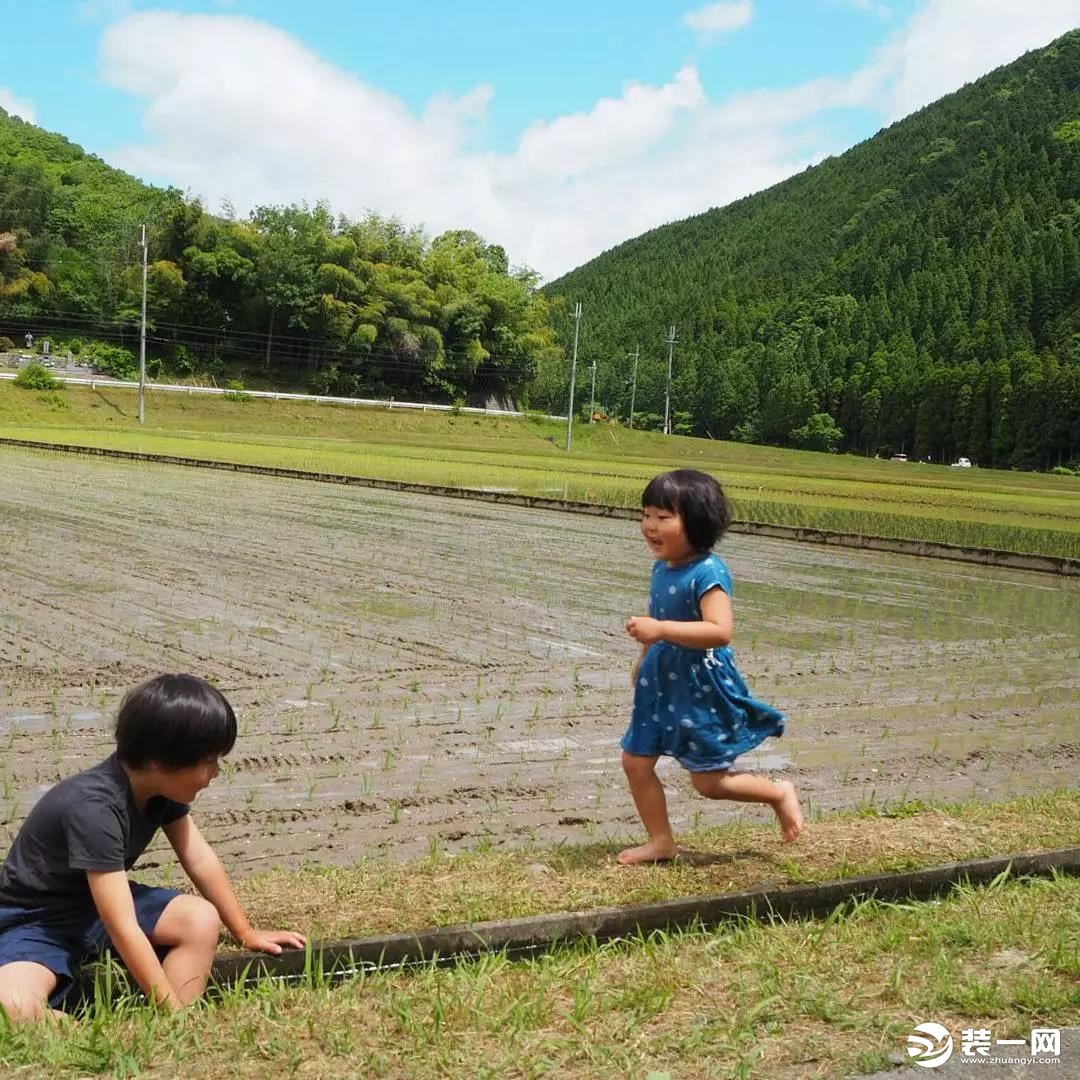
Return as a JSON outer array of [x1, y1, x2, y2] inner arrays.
[[565, 302, 582, 451], [138, 224, 148, 425], [588, 358, 597, 422], [663, 325, 677, 435], [627, 346, 640, 429]]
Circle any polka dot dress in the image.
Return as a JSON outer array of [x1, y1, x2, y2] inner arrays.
[[621, 553, 785, 771]]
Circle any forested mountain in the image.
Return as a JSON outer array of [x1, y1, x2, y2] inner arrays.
[[542, 31, 1080, 470], [0, 113, 558, 403], [4, 31, 1079, 466]]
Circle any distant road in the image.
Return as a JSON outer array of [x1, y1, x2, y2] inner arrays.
[[0, 370, 564, 421]]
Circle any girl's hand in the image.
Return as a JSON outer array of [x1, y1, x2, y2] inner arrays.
[[241, 928, 307, 954], [627, 616, 665, 645]]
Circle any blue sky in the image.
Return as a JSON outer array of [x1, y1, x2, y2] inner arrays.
[[1, 1, 1076, 277], [5, 1, 911, 154]]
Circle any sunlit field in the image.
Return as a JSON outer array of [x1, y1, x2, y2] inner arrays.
[[2, 381, 1077, 558]]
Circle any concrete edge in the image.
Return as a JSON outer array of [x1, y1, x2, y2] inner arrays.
[[209, 846, 1080, 988], [3, 437, 1076, 576]]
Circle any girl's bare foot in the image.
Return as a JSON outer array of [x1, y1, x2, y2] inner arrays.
[[774, 780, 803, 842], [617, 838, 680, 865]]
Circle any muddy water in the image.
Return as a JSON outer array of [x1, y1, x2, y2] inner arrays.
[[1, 448, 1077, 872]]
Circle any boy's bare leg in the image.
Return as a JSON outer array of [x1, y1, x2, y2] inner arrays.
[[150, 896, 222, 1005], [0, 961, 67, 1023], [691, 770, 803, 842], [618, 752, 680, 864]]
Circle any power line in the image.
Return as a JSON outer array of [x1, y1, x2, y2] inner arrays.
[[628, 345, 640, 430], [0, 309, 542, 375]]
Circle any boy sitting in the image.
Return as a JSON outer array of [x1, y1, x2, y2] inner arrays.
[[0, 673, 304, 1019]]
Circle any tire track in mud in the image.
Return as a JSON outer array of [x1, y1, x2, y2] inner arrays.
[[3, 448, 1078, 872]]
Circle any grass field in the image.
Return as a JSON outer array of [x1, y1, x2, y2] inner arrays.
[[1, 381, 1077, 558], [2, 795, 1077, 1079]]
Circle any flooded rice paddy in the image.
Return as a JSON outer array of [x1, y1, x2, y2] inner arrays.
[[1, 447, 1077, 873]]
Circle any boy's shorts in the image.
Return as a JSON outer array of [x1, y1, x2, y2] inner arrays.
[[0, 882, 182, 1009]]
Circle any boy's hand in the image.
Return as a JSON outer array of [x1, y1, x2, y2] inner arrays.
[[627, 616, 665, 645], [240, 928, 307, 954]]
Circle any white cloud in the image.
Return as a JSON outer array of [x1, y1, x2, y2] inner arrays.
[[511, 67, 704, 181], [0, 88, 36, 124], [97, 5, 1080, 281], [682, 1, 754, 37], [868, 0, 1080, 122]]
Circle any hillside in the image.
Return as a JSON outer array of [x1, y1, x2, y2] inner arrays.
[[542, 31, 1080, 470], [0, 110, 558, 405]]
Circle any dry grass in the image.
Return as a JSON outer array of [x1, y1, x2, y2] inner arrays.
[[226, 790, 1080, 943]]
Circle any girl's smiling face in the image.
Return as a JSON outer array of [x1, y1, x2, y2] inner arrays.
[[641, 505, 697, 565]]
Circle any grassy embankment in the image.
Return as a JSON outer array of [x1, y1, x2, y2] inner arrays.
[[1, 381, 1078, 559], [1, 792, 1077, 1077]]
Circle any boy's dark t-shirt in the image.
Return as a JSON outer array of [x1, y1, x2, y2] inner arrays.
[[0, 753, 189, 913]]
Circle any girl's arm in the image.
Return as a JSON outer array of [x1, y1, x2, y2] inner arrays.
[[87, 870, 182, 1010], [627, 587, 733, 649], [163, 816, 306, 954]]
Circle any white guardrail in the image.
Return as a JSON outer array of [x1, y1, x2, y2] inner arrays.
[[0, 371, 565, 421]]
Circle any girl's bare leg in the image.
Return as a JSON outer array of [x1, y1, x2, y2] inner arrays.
[[618, 752, 680, 864], [691, 771, 803, 842]]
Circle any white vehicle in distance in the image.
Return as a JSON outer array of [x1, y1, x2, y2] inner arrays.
[[951, 457, 972, 468]]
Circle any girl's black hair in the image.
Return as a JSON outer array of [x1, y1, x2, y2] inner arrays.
[[115, 673, 237, 768], [641, 469, 731, 551]]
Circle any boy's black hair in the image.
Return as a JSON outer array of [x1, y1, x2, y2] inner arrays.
[[115, 673, 237, 769], [641, 469, 731, 551]]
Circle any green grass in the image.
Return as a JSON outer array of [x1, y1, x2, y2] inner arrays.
[[1, 381, 1078, 559], [3, 869, 1076, 1077]]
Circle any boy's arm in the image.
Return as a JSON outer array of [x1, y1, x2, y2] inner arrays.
[[163, 815, 305, 954], [86, 870, 181, 1011]]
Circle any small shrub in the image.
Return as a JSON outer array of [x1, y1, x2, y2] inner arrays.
[[1050, 465, 1075, 476], [172, 345, 200, 377], [791, 412, 844, 453], [36, 390, 69, 409], [52, 336, 84, 356], [85, 343, 137, 380], [14, 363, 61, 390], [223, 379, 251, 402], [0, 336, 14, 351]]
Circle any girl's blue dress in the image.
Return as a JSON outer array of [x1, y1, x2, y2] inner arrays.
[[621, 552, 785, 771]]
